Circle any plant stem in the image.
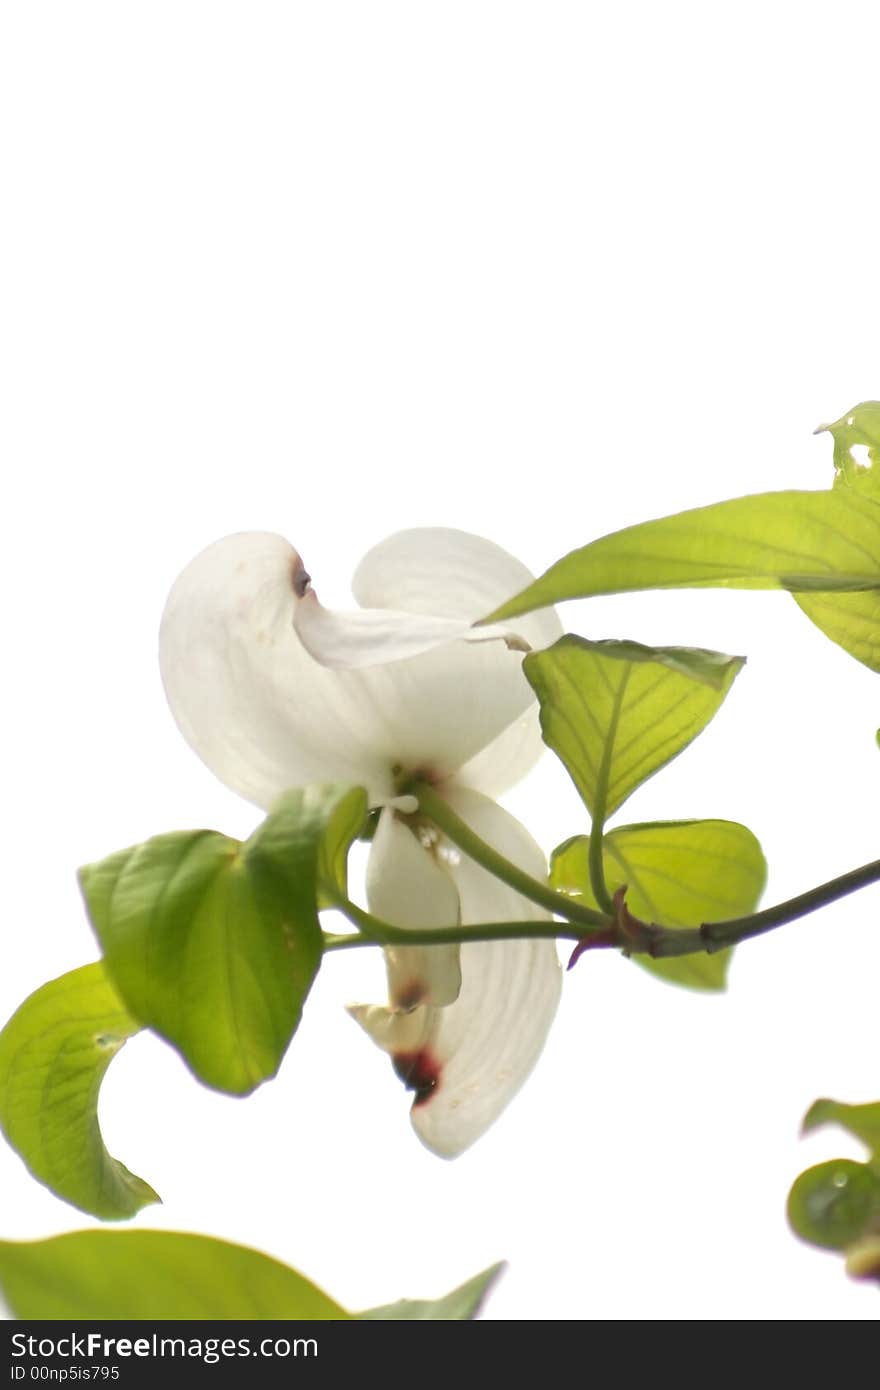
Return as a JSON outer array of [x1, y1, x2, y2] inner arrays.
[[321, 890, 584, 950], [585, 667, 630, 917], [409, 780, 608, 929], [588, 824, 615, 918], [687, 856, 880, 954], [320, 854, 880, 959], [322, 919, 582, 952]]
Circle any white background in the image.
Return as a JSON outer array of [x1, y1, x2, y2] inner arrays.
[[1, 2, 879, 1321]]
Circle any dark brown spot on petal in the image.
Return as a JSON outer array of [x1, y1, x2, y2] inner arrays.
[[290, 553, 311, 598], [393, 980, 426, 1011], [392, 1048, 441, 1107]]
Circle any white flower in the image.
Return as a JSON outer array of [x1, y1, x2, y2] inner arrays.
[[159, 527, 563, 1157]]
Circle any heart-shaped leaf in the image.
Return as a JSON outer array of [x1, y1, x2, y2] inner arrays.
[[80, 785, 366, 1095], [552, 818, 765, 990], [0, 1230, 501, 1321], [0, 1231, 346, 1319], [0, 963, 157, 1219], [525, 637, 744, 821]]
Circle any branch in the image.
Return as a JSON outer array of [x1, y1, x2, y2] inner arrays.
[[322, 857, 880, 963]]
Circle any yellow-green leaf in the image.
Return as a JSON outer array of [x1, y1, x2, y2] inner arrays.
[[818, 400, 880, 494], [484, 447, 880, 673], [552, 819, 765, 991], [0, 964, 157, 1219], [0, 1230, 502, 1321], [359, 1263, 504, 1320], [788, 1160, 880, 1253], [525, 637, 744, 820], [80, 786, 364, 1096], [0, 1231, 346, 1320], [802, 1098, 880, 1159]]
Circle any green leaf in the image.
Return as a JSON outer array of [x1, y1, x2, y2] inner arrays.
[[817, 400, 880, 494], [0, 964, 158, 1220], [485, 489, 880, 616], [0, 1231, 348, 1320], [484, 483, 880, 673], [80, 785, 363, 1096], [792, 586, 880, 674], [358, 1263, 504, 1320], [802, 1098, 880, 1159], [0, 1232, 502, 1321], [317, 785, 369, 904], [551, 819, 766, 991], [787, 1159, 880, 1252], [524, 637, 744, 821]]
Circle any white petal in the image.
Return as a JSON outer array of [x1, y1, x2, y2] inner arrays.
[[160, 531, 551, 810], [454, 704, 547, 799], [439, 784, 553, 923], [366, 808, 461, 1008], [350, 788, 562, 1158], [355, 529, 563, 795], [160, 532, 393, 807], [409, 787, 561, 1158], [293, 590, 525, 670], [348, 1002, 432, 1054], [354, 526, 562, 638]]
